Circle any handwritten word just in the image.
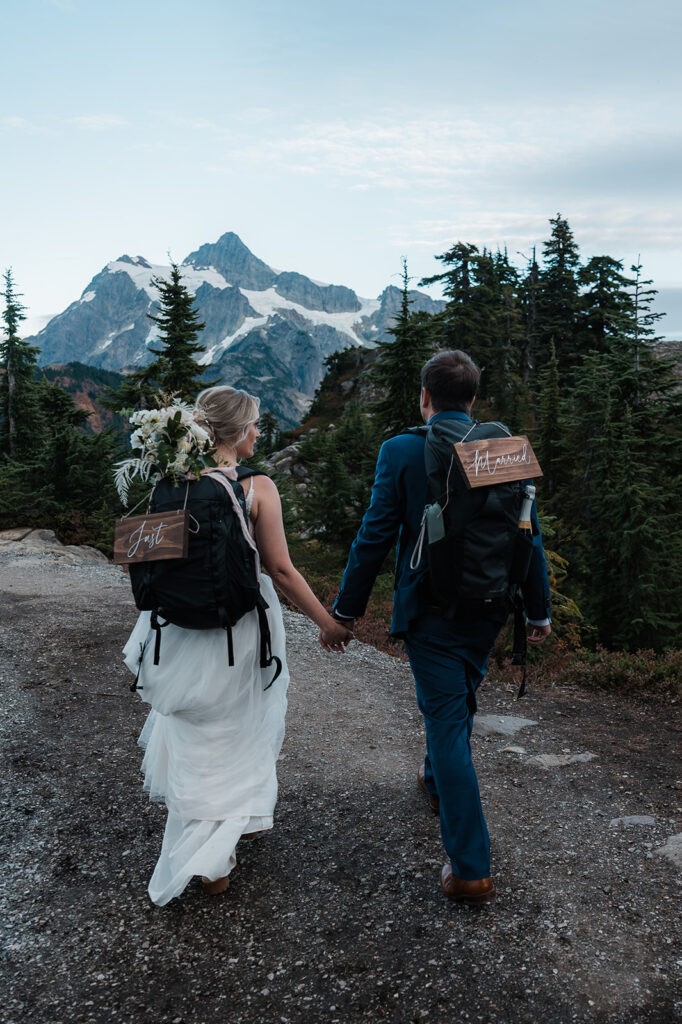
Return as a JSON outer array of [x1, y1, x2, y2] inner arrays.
[[126, 519, 169, 559]]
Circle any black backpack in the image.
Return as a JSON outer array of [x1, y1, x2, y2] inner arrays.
[[410, 420, 536, 695], [129, 467, 281, 690], [410, 419, 534, 607]]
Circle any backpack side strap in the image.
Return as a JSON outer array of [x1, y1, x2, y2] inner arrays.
[[255, 594, 282, 690]]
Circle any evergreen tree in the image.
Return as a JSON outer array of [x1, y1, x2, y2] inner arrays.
[[519, 247, 540, 382], [537, 214, 581, 374], [422, 245, 529, 427], [100, 361, 158, 414], [147, 262, 208, 398], [564, 266, 682, 650], [299, 401, 380, 546], [577, 256, 635, 355], [0, 269, 43, 457], [104, 262, 209, 412], [536, 339, 562, 501], [372, 260, 436, 435], [0, 377, 123, 551], [257, 410, 280, 454]]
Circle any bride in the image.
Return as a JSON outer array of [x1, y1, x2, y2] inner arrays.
[[123, 385, 352, 905]]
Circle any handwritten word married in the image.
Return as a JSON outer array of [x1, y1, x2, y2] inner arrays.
[[452, 435, 542, 490], [467, 444, 531, 478]]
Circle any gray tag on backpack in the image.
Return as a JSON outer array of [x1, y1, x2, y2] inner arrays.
[[425, 502, 446, 544]]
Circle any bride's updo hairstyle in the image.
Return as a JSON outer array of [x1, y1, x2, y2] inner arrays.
[[194, 385, 260, 448]]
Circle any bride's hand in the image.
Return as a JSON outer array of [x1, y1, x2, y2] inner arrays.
[[319, 619, 353, 653]]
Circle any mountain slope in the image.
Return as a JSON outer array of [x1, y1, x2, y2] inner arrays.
[[27, 233, 443, 426]]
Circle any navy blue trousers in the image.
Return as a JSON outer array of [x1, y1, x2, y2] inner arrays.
[[405, 612, 503, 881]]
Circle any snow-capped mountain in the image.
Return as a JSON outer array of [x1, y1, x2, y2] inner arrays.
[[29, 232, 443, 426]]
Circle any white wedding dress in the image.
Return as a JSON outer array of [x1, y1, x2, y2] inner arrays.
[[123, 479, 289, 906]]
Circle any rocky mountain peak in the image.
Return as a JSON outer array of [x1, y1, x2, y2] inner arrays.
[[114, 255, 152, 269], [184, 232, 276, 291]]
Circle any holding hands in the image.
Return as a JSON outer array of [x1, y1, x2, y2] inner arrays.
[[319, 616, 354, 653]]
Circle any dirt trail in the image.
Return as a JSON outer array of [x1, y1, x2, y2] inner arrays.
[[0, 552, 680, 1024]]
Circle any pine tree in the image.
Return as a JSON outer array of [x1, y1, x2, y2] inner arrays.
[[0, 269, 43, 457], [536, 339, 561, 501], [104, 262, 208, 412], [422, 245, 529, 427], [519, 247, 540, 382], [147, 262, 207, 398], [422, 242, 478, 353], [537, 214, 581, 374], [299, 401, 379, 547], [372, 260, 436, 435], [257, 410, 280, 454], [577, 256, 635, 356], [0, 377, 123, 549], [100, 361, 158, 413], [565, 266, 682, 650]]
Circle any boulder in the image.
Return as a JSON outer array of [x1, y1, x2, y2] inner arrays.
[[654, 833, 682, 869], [0, 528, 33, 543], [529, 752, 596, 768], [473, 714, 537, 738]]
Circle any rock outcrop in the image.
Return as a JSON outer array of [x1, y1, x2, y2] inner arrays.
[[0, 528, 109, 565]]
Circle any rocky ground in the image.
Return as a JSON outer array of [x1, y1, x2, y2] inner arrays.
[[0, 531, 681, 1024]]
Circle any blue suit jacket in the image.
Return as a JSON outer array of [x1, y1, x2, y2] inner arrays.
[[334, 410, 551, 637]]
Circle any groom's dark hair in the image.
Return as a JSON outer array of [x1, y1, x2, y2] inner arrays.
[[421, 350, 480, 412]]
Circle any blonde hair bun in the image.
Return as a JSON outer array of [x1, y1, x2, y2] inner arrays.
[[194, 385, 260, 447]]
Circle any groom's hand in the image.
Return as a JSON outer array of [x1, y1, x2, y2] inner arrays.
[[319, 623, 353, 653]]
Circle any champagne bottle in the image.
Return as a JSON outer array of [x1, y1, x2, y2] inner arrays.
[[518, 484, 535, 533]]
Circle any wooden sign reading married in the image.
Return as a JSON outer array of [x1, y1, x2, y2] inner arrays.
[[453, 435, 543, 489], [113, 510, 189, 564]]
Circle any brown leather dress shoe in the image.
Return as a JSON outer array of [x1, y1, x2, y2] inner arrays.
[[440, 864, 496, 904], [417, 763, 440, 814], [201, 875, 230, 896]]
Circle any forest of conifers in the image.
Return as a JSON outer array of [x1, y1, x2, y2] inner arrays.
[[1, 215, 681, 691]]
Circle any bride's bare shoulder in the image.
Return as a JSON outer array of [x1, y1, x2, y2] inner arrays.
[[251, 472, 279, 500]]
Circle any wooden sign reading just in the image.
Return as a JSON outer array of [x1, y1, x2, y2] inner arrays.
[[113, 510, 189, 564], [453, 435, 543, 490]]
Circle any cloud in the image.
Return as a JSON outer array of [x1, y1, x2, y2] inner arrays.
[[0, 115, 58, 136], [1, 116, 28, 129], [47, 0, 75, 10], [226, 116, 540, 193], [67, 114, 128, 131]]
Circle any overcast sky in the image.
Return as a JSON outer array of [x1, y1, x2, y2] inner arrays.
[[2, 0, 681, 337]]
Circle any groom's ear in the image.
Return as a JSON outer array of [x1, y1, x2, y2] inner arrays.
[[420, 387, 432, 421]]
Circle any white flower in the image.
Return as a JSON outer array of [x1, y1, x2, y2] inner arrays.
[[188, 421, 211, 444], [115, 400, 216, 501]]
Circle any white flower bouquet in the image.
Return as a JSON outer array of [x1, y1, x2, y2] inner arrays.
[[114, 398, 216, 505]]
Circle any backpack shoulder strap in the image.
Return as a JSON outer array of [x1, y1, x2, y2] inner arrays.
[[236, 466, 268, 480], [205, 471, 260, 558]]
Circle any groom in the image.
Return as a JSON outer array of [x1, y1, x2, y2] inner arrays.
[[329, 349, 551, 903]]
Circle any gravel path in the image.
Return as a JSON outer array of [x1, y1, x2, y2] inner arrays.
[[0, 551, 680, 1024]]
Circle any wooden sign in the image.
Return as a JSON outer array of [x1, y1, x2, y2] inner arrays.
[[453, 435, 542, 490], [113, 510, 189, 564]]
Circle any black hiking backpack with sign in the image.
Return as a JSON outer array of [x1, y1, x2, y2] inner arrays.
[[410, 419, 535, 606], [409, 419, 536, 694], [128, 467, 281, 690]]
